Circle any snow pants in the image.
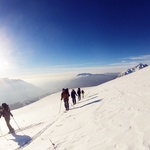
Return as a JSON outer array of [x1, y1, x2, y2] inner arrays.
[[82, 93, 84, 98], [78, 95, 81, 101], [4, 117, 14, 132], [72, 98, 76, 104], [64, 99, 69, 110]]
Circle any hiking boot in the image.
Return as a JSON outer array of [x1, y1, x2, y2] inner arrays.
[[8, 129, 15, 134]]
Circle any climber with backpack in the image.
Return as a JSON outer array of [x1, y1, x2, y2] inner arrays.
[[77, 88, 81, 101], [0, 103, 14, 133], [71, 89, 77, 105], [61, 88, 70, 111]]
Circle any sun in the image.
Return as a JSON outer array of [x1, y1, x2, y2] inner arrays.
[[0, 61, 8, 71], [3, 61, 8, 66]]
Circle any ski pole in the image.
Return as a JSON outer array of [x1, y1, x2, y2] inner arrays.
[[114, 86, 123, 95], [12, 117, 25, 135], [59, 100, 62, 114], [0, 118, 8, 140], [69, 102, 75, 108], [0, 118, 2, 136], [49, 139, 56, 150]]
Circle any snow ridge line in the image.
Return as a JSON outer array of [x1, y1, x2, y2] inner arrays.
[[16, 112, 64, 150]]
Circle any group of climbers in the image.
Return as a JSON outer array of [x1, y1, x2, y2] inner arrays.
[[0, 88, 85, 134], [61, 88, 85, 111]]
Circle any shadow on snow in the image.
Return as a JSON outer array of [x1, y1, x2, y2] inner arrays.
[[87, 93, 99, 98], [80, 99, 102, 108], [10, 132, 32, 148], [78, 96, 99, 104], [70, 99, 103, 110]]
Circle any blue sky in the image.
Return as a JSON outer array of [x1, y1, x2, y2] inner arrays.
[[0, 0, 150, 83]]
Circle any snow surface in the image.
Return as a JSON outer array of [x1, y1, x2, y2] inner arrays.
[[0, 66, 150, 150]]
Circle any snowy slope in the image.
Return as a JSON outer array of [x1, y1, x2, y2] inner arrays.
[[0, 66, 150, 150]]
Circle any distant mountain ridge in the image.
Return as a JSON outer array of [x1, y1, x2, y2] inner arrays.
[[118, 63, 148, 77], [77, 73, 93, 77], [0, 78, 48, 105], [65, 73, 118, 89]]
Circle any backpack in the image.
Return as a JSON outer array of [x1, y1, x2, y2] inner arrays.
[[65, 88, 70, 97], [0, 106, 2, 118], [2, 103, 10, 112], [61, 89, 70, 99], [2, 103, 13, 118]]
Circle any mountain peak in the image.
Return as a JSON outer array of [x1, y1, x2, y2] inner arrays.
[[135, 63, 148, 70], [118, 63, 148, 77]]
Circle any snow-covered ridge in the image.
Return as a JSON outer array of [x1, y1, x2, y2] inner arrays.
[[118, 63, 148, 77], [0, 78, 48, 105]]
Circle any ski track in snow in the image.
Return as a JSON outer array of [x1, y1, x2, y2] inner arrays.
[[0, 122, 44, 138], [14, 102, 84, 150], [15, 112, 65, 150], [1, 100, 84, 150]]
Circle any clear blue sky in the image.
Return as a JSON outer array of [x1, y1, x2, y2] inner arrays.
[[0, 0, 150, 83]]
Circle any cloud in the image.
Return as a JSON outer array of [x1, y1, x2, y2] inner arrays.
[[18, 54, 150, 80], [128, 55, 150, 61], [111, 54, 150, 67], [110, 61, 136, 67], [1, 51, 150, 82], [43, 62, 102, 69]]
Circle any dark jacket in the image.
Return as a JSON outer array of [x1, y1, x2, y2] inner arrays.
[[1, 103, 13, 119], [77, 88, 81, 96], [71, 90, 77, 98], [61, 89, 70, 100]]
